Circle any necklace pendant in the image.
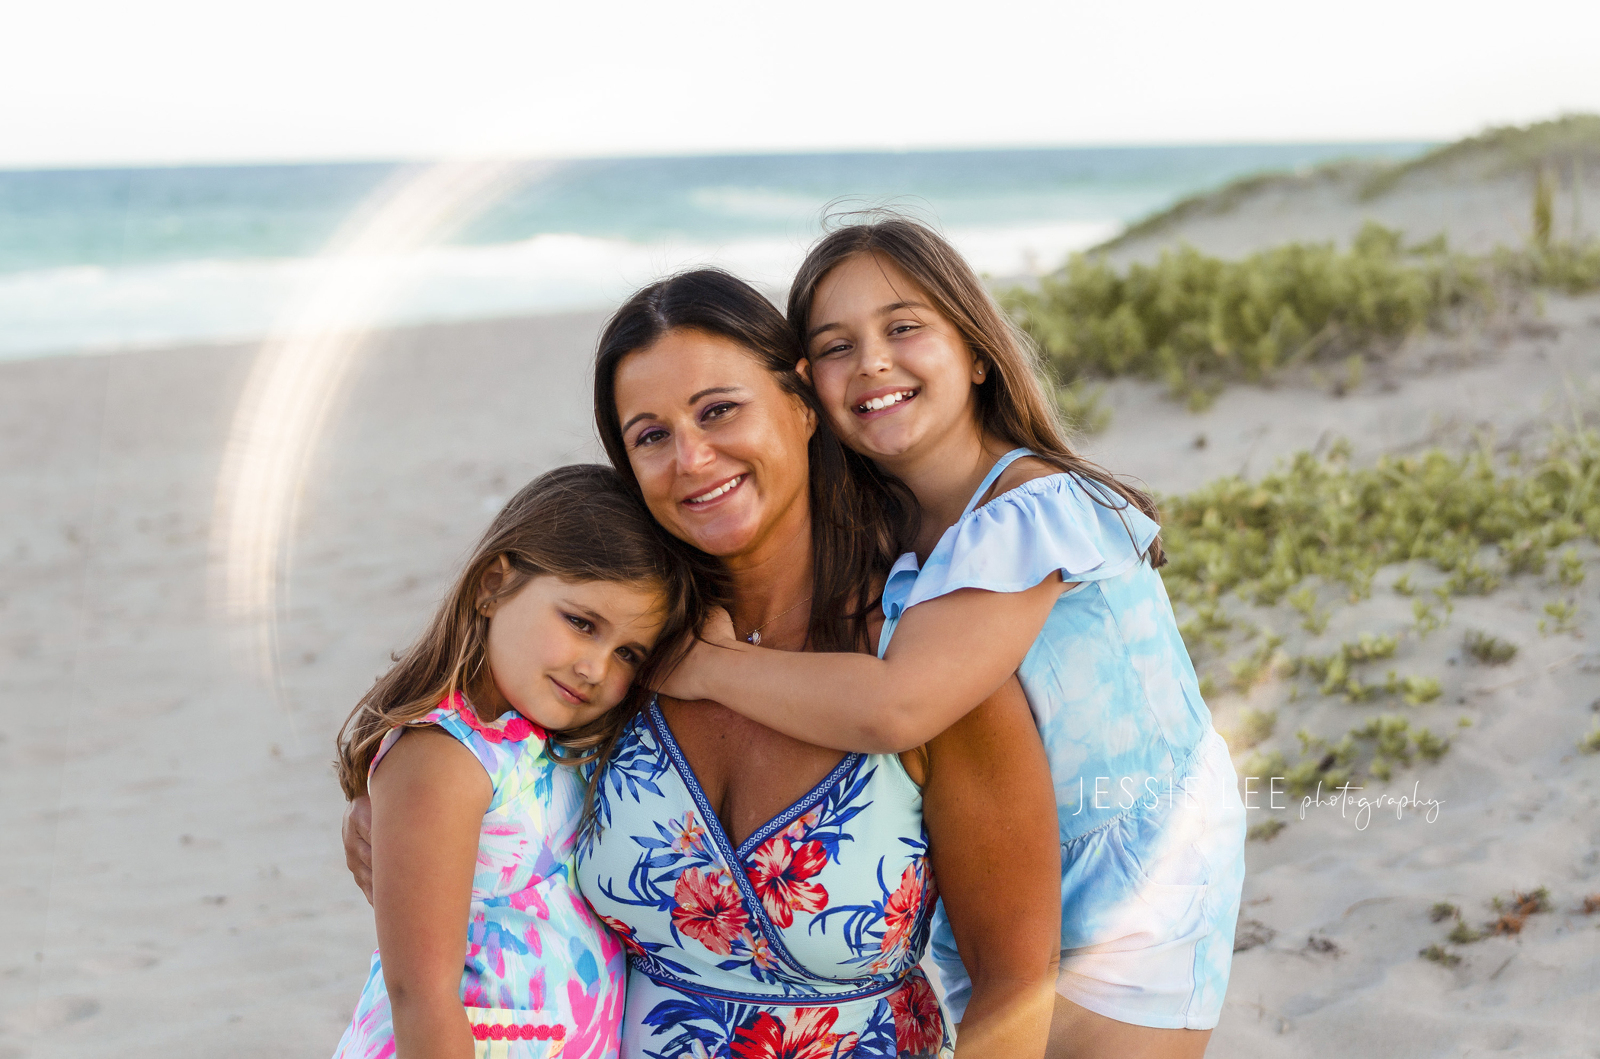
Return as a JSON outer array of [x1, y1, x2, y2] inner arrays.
[[747, 630, 761, 646]]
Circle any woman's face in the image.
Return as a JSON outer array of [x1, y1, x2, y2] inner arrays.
[[803, 252, 984, 465], [614, 328, 816, 561]]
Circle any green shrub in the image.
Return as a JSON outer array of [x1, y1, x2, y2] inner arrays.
[[1228, 708, 1277, 751], [1247, 818, 1287, 842], [1540, 599, 1579, 635], [1056, 379, 1112, 435], [1157, 431, 1600, 612], [1463, 630, 1517, 665], [1420, 944, 1461, 967], [1006, 223, 1491, 406]]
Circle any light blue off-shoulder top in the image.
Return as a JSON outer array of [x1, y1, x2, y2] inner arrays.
[[878, 448, 1213, 844]]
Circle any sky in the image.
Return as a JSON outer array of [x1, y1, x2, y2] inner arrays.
[[6, 0, 1600, 168]]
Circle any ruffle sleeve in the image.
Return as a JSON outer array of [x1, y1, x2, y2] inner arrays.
[[883, 473, 1160, 620]]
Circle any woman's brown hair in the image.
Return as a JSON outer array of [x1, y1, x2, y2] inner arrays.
[[788, 215, 1165, 566], [593, 268, 912, 653], [334, 463, 712, 818]]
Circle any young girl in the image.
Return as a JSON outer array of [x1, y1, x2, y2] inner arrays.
[[662, 220, 1247, 1058], [332, 464, 704, 1059]]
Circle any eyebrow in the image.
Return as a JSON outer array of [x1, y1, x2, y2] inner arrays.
[[805, 301, 926, 342], [563, 600, 608, 626], [620, 386, 745, 435]]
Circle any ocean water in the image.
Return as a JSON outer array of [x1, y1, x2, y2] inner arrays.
[[0, 145, 1427, 361]]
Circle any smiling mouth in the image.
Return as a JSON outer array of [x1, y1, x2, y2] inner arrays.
[[550, 677, 588, 705], [685, 474, 744, 506], [855, 389, 919, 414]]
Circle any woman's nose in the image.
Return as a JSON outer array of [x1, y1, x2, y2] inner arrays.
[[673, 429, 716, 472]]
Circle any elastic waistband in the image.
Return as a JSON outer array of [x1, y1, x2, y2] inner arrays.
[[633, 965, 910, 1006]]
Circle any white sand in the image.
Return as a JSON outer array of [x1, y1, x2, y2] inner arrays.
[[4, 177, 1600, 1056]]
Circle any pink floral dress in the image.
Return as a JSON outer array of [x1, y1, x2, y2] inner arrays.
[[334, 694, 626, 1059], [575, 698, 952, 1059]]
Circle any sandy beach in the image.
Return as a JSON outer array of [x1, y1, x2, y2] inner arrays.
[[5, 153, 1600, 1056]]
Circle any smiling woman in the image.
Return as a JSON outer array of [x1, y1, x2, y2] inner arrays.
[[577, 269, 1063, 1058]]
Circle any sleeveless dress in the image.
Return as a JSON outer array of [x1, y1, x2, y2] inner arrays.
[[575, 698, 952, 1059], [334, 694, 627, 1059], [878, 449, 1247, 1031]]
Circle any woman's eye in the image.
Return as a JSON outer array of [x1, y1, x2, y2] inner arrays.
[[634, 428, 667, 448], [565, 614, 594, 633], [889, 323, 919, 337], [701, 402, 737, 422]]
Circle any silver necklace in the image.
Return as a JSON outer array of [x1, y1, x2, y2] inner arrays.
[[743, 596, 812, 645]]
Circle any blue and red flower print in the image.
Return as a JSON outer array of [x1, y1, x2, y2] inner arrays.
[[577, 699, 952, 1058]]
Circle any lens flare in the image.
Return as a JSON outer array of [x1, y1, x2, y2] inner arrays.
[[210, 159, 532, 705]]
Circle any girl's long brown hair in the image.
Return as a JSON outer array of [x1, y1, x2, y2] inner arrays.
[[593, 268, 912, 653], [788, 215, 1165, 566], [334, 464, 714, 821]]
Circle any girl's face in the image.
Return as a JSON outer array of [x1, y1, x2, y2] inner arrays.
[[803, 252, 985, 465], [614, 327, 816, 561], [479, 567, 666, 731]]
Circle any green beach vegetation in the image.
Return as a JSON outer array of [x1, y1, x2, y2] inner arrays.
[[1171, 429, 1597, 803], [1005, 115, 1600, 411], [1007, 226, 1600, 410]]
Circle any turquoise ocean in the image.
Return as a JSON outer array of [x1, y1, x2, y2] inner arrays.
[[0, 144, 1427, 361]]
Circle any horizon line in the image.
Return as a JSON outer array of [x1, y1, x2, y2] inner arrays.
[[0, 139, 1443, 176]]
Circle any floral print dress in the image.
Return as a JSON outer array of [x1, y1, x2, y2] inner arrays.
[[334, 694, 627, 1059], [576, 698, 952, 1059]]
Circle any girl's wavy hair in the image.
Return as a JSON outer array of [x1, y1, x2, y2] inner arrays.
[[787, 214, 1164, 566], [593, 268, 911, 654], [334, 464, 713, 823]]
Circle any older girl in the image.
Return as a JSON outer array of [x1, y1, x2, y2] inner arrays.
[[664, 221, 1247, 1059]]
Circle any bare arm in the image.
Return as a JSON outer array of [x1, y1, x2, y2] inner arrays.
[[369, 728, 492, 1059], [920, 676, 1060, 1057], [662, 578, 1066, 754]]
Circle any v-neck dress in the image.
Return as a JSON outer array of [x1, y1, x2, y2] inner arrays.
[[575, 698, 953, 1059]]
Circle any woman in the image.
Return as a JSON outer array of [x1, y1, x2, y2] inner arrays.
[[344, 270, 1062, 1057]]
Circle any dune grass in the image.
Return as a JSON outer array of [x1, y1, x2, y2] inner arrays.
[[1006, 223, 1499, 410], [1005, 115, 1600, 411], [1156, 431, 1600, 612], [1359, 114, 1600, 199]]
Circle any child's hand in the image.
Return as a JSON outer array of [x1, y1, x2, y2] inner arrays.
[[656, 607, 739, 701], [343, 795, 375, 904]]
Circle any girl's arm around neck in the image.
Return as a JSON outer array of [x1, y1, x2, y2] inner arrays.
[[369, 727, 493, 1059], [668, 578, 1064, 754], [921, 675, 1060, 1058]]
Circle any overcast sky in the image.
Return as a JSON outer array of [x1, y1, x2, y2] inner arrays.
[[7, 0, 1599, 168]]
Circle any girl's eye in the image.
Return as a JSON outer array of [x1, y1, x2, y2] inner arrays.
[[565, 613, 594, 634], [816, 340, 850, 358], [889, 323, 919, 337], [633, 427, 667, 448], [701, 401, 737, 422], [616, 646, 640, 666]]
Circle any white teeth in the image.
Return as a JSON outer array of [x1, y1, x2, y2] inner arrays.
[[687, 475, 742, 504], [859, 390, 915, 412]]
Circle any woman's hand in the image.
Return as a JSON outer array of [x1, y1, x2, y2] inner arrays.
[[343, 795, 375, 905], [655, 606, 739, 701]]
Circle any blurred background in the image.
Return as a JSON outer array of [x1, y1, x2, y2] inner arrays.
[[3, 2, 1598, 1056]]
